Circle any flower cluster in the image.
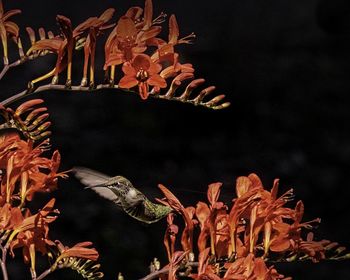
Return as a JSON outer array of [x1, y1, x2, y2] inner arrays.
[[155, 174, 349, 279], [0, 101, 102, 280], [0, 0, 229, 110]]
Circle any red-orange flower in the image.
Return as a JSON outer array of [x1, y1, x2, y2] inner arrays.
[[119, 54, 166, 99], [54, 240, 99, 264], [164, 213, 179, 261], [9, 199, 58, 271], [158, 184, 195, 253], [0, 0, 21, 65]]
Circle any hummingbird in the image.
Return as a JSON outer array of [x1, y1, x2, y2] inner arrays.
[[72, 167, 172, 224]]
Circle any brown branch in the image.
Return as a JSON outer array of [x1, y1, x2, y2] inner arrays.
[[0, 58, 27, 81], [0, 53, 50, 81], [0, 84, 120, 107], [0, 83, 228, 110], [0, 244, 9, 280], [35, 268, 53, 280]]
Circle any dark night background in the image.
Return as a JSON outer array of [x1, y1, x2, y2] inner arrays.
[[1, 0, 350, 279]]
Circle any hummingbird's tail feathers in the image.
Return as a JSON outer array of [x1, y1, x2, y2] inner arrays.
[[72, 166, 111, 188]]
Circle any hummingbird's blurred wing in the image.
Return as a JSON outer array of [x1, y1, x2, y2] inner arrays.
[[72, 166, 110, 187], [72, 166, 118, 202]]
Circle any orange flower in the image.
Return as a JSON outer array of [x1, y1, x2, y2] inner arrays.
[[0, 203, 22, 229], [0, 134, 66, 204], [164, 213, 179, 262], [223, 254, 289, 280], [158, 184, 194, 253], [10, 198, 58, 235], [25, 150, 68, 201], [104, 14, 160, 67], [54, 240, 99, 264], [119, 54, 166, 99], [0, 99, 51, 141], [10, 229, 55, 273], [8, 199, 58, 272], [150, 14, 195, 65], [0, 0, 21, 65], [80, 8, 115, 87], [28, 11, 114, 87]]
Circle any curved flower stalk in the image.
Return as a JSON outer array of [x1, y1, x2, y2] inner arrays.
[[0, 99, 51, 141], [0, 0, 230, 111], [46, 241, 103, 280], [141, 174, 350, 280]]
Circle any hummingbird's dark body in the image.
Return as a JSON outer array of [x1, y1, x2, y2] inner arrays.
[[73, 167, 171, 224]]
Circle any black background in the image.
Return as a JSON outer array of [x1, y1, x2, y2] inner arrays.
[[1, 0, 350, 279]]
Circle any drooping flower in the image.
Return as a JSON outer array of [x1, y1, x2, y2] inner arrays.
[[158, 184, 195, 253], [119, 54, 166, 99], [54, 240, 99, 264], [164, 213, 179, 261], [80, 8, 115, 87], [0, 0, 21, 65]]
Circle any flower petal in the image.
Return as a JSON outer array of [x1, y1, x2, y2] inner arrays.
[[99, 8, 115, 23], [147, 74, 166, 88], [116, 16, 137, 39], [207, 182, 222, 206], [168, 14, 179, 45], [132, 54, 151, 71], [119, 75, 138, 89], [121, 62, 136, 75]]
